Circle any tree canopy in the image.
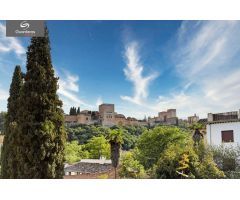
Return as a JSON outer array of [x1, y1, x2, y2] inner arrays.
[[64, 141, 89, 164], [136, 126, 188, 169], [85, 135, 110, 159]]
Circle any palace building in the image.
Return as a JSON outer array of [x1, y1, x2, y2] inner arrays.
[[148, 109, 178, 127], [65, 104, 177, 127]]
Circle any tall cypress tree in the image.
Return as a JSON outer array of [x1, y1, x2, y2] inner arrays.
[[1, 65, 23, 178], [73, 107, 77, 115], [77, 107, 80, 114], [17, 27, 66, 178]]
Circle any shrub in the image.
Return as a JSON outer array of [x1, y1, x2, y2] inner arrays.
[[136, 126, 189, 169], [211, 145, 240, 178], [64, 141, 89, 164], [119, 151, 146, 179], [152, 140, 225, 179]]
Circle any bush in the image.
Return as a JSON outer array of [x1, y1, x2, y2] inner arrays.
[[211, 145, 240, 178], [84, 135, 110, 159], [119, 151, 146, 179], [151, 140, 225, 179], [64, 141, 89, 164], [136, 126, 189, 169], [97, 174, 109, 179]]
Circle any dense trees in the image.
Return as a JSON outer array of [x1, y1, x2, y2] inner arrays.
[[62, 124, 228, 179], [1, 66, 23, 178], [14, 27, 66, 178], [64, 136, 110, 163], [66, 124, 146, 151], [85, 135, 110, 159], [69, 107, 80, 115], [67, 124, 110, 144], [152, 141, 224, 178], [136, 126, 188, 169], [211, 145, 240, 178], [64, 141, 89, 164], [119, 151, 146, 179], [134, 126, 224, 179]]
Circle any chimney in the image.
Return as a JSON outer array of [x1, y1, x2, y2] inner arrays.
[[208, 113, 213, 122]]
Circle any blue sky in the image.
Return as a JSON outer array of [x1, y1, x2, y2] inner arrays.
[[0, 20, 240, 119]]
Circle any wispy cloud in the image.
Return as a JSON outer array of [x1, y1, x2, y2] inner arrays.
[[121, 41, 158, 105], [96, 96, 103, 107], [0, 22, 25, 59], [155, 21, 240, 118], [0, 88, 8, 101], [120, 21, 240, 119], [57, 69, 93, 112]]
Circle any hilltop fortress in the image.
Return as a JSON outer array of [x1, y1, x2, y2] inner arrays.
[[65, 103, 178, 127]]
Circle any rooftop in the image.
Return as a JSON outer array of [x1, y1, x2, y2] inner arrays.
[[207, 110, 240, 124], [80, 159, 111, 164], [64, 159, 112, 174], [207, 119, 240, 125]]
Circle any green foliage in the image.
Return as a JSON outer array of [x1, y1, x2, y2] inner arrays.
[[176, 153, 191, 178], [97, 174, 109, 179], [64, 141, 89, 164], [189, 122, 204, 130], [66, 124, 110, 144], [1, 66, 23, 178], [119, 151, 146, 179], [0, 112, 7, 134], [152, 142, 196, 178], [136, 126, 189, 169], [66, 124, 146, 151], [122, 130, 137, 150], [15, 28, 66, 178], [108, 128, 123, 144], [85, 135, 110, 159], [121, 125, 147, 137], [211, 145, 240, 178], [152, 140, 225, 179]]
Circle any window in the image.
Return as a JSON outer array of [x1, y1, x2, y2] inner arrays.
[[221, 130, 234, 143], [164, 115, 167, 122]]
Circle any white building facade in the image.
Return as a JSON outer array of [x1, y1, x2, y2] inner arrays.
[[206, 110, 240, 147]]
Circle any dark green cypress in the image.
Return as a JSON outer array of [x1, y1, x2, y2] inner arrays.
[[73, 107, 77, 115], [1, 65, 23, 178], [77, 107, 80, 115], [17, 27, 66, 178]]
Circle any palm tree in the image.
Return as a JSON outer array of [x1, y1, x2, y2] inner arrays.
[[108, 129, 123, 179]]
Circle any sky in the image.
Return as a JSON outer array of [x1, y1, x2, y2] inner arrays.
[[0, 20, 240, 119]]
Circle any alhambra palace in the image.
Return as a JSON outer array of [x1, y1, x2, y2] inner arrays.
[[65, 103, 178, 127]]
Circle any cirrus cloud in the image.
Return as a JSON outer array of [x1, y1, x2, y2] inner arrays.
[[121, 41, 159, 105]]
